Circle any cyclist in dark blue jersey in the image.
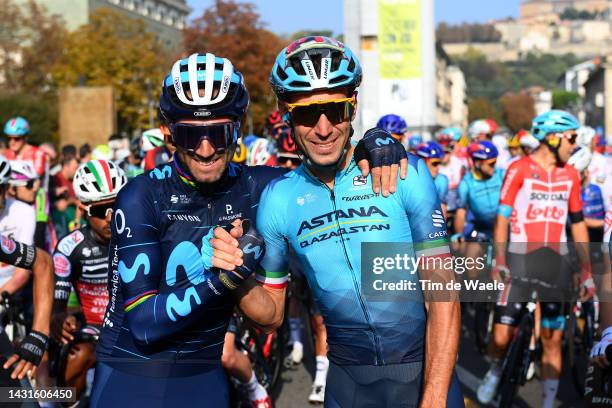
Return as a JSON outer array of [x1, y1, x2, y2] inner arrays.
[[92, 51, 408, 408]]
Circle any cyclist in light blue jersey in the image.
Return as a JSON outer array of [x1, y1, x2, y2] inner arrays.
[[216, 36, 464, 407], [416, 141, 449, 217], [454, 141, 504, 242]]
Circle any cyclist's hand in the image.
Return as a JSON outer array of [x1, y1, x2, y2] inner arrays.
[[450, 233, 464, 243], [60, 315, 77, 344], [491, 264, 509, 283], [355, 127, 407, 197], [590, 326, 612, 368], [4, 330, 49, 379], [209, 220, 243, 271], [218, 220, 266, 290], [4, 354, 37, 380]]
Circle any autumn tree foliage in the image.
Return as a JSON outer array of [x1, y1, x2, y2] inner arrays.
[[52, 8, 171, 133], [183, 0, 284, 134], [500, 92, 536, 133]]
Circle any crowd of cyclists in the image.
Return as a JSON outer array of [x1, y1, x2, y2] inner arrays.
[[0, 34, 609, 407]]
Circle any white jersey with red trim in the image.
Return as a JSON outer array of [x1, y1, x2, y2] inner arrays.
[[499, 156, 582, 254], [0, 199, 36, 285], [589, 152, 612, 210], [439, 154, 468, 190]]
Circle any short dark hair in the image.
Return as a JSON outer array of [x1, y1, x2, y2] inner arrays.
[[61, 144, 77, 159], [79, 143, 92, 159]]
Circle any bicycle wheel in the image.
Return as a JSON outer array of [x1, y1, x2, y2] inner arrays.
[[258, 321, 286, 392], [498, 314, 533, 408]]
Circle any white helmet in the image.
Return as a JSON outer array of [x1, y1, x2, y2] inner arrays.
[[0, 156, 11, 185], [9, 161, 38, 186], [520, 133, 540, 150], [492, 134, 508, 151], [576, 126, 596, 148], [468, 120, 491, 139], [568, 147, 592, 172], [73, 159, 127, 203], [141, 129, 165, 152], [246, 138, 277, 166]]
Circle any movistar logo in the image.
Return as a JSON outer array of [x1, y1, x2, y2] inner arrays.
[[375, 137, 393, 146], [297, 206, 388, 235], [243, 243, 262, 260]]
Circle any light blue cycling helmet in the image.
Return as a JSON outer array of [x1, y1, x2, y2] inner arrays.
[[270, 36, 362, 101], [377, 114, 408, 135], [439, 127, 462, 142], [531, 110, 580, 141], [408, 135, 423, 149], [416, 142, 445, 160], [4, 117, 29, 137]]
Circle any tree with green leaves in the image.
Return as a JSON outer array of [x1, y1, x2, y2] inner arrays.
[[52, 8, 170, 134], [183, 0, 284, 134]]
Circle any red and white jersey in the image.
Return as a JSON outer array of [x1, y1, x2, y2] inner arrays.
[[499, 156, 582, 254], [5, 145, 47, 177]]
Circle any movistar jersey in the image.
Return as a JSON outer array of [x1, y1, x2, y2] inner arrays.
[[457, 168, 504, 232], [256, 154, 450, 366], [96, 158, 283, 377]]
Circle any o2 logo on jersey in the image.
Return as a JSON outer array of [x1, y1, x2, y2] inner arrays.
[[0, 236, 16, 255], [53, 253, 71, 278], [149, 165, 172, 180], [114, 209, 132, 238]]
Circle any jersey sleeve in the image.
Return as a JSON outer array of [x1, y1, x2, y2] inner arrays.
[[457, 177, 468, 209], [435, 175, 449, 205], [398, 156, 451, 260], [0, 236, 36, 270], [498, 160, 524, 219], [255, 179, 289, 289], [111, 176, 233, 345], [568, 167, 583, 223]]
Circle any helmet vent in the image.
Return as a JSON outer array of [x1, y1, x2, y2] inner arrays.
[[276, 65, 288, 81], [329, 75, 348, 85]]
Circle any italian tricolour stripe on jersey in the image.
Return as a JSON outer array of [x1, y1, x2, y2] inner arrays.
[[256, 269, 288, 289], [415, 239, 451, 260]]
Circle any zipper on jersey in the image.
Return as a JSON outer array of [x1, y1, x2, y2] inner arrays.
[[327, 188, 383, 365]]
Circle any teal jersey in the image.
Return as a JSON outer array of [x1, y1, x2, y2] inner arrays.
[[435, 174, 449, 204], [457, 168, 504, 231], [256, 154, 450, 365]]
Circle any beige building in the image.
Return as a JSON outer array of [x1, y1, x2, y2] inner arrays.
[[16, 0, 191, 50], [435, 44, 468, 129], [520, 0, 610, 23], [583, 54, 612, 135]]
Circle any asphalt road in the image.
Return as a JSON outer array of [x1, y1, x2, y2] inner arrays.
[[273, 311, 586, 408]]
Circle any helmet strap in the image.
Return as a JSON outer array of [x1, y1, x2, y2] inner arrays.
[[543, 137, 563, 166]]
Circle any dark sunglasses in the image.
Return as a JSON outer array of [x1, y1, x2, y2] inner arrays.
[[430, 160, 442, 167], [286, 98, 355, 127], [170, 122, 237, 152], [278, 156, 301, 166], [24, 179, 37, 190], [564, 132, 578, 145], [87, 202, 114, 219]]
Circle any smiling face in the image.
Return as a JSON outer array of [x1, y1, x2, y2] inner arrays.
[[173, 118, 234, 184], [282, 89, 355, 169]]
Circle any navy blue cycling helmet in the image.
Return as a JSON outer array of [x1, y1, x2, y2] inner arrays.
[[416, 142, 445, 160], [159, 53, 249, 129], [377, 114, 408, 136], [468, 141, 498, 160]]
